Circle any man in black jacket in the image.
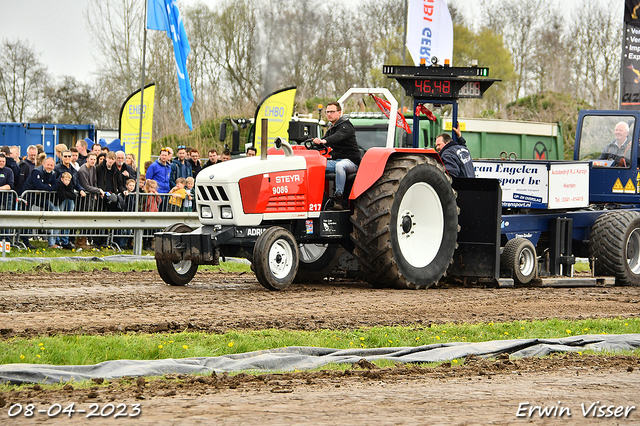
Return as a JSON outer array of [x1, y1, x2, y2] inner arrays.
[[435, 125, 475, 178], [17, 145, 37, 195], [312, 101, 361, 210], [96, 152, 125, 211]]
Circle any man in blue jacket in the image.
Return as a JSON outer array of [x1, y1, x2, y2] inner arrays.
[[146, 148, 172, 194], [435, 125, 475, 178], [22, 157, 61, 248]]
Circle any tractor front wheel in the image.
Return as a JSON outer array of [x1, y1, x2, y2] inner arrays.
[[253, 227, 300, 290]]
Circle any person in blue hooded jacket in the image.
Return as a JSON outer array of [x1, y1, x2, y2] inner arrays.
[[145, 147, 172, 194], [434, 125, 475, 178]]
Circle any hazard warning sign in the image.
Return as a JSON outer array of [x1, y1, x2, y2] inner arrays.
[[624, 178, 636, 194], [613, 178, 624, 193]]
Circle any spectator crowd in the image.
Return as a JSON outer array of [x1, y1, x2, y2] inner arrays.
[[0, 141, 235, 250]]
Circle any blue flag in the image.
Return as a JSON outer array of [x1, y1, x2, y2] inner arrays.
[[147, 0, 194, 130]]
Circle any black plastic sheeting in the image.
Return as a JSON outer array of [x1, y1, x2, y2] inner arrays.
[[1, 334, 638, 385]]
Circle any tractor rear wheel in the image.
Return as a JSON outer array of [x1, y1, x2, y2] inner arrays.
[[253, 226, 299, 290], [501, 237, 537, 285], [589, 210, 640, 286], [293, 244, 343, 283], [351, 155, 458, 289], [156, 223, 199, 286]]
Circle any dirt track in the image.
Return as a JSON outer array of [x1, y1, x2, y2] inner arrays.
[[1, 269, 640, 424]]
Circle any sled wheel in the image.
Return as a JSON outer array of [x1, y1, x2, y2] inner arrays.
[[293, 244, 344, 283], [351, 155, 458, 289], [589, 210, 640, 286], [501, 237, 537, 285], [156, 223, 198, 286], [253, 227, 299, 290]]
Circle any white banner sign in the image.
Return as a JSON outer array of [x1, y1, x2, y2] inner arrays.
[[475, 161, 549, 208], [406, 0, 453, 66], [547, 163, 590, 209]]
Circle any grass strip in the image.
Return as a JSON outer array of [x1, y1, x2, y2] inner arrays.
[[1, 318, 638, 366]]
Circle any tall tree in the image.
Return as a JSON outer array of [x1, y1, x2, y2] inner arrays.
[[0, 39, 49, 122], [481, 0, 552, 99], [86, 0, 144, 128], [568, 0, 622, 108]]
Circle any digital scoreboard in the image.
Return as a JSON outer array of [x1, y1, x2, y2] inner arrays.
[[383, 65, 500, 100]]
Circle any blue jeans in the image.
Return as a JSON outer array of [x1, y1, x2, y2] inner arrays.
[[56, 199, 75, 246], [44, 202, 60, 246], [326, 159, 358, 195]]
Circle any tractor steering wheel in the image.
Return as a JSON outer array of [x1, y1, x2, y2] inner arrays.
[[303, 138, 329, 155]]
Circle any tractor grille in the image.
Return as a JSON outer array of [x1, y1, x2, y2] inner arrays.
[[197, 185, 229, 202], [265, 194, 306, 212]]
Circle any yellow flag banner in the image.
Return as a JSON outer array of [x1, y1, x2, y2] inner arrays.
[[119, 84, 156, 165], [254, 87, 297, 154]]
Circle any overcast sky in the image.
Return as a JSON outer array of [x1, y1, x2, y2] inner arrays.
[[0, 0, 621, 84]]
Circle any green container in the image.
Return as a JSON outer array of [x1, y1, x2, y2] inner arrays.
[[349, 113, 563, 161]]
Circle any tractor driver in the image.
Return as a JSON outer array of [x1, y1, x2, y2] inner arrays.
[[598, 121, 631, 167], [313, 101, 361, 210]]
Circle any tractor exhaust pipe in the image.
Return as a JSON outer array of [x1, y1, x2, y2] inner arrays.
[[261, 118, 268, 160]]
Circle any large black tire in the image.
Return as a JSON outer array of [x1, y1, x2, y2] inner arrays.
[[350, 155, 458, 289], [253, 226, 299, 291], [293, 244, 344, 283], [589, 210, 640, 286], [501, 238, 537, 285], [156, 223, 199, 286]]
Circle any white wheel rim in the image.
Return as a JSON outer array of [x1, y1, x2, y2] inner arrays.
[[396, 182, 444, 268], [519, 247, 535, 277], [173, 260, 192, 274], [627, 228, 640, 274], [299, 244, 327, 264], [269, 239, 293, 279]]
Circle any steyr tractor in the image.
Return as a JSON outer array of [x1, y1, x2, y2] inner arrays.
[[155, 64, 640, 290]]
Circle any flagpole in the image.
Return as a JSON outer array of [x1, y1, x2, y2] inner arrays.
[[401, 0, 407, 115], [134, 0, 148, 256]]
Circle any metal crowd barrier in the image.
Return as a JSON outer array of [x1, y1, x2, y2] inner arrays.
[[0, 190, 198, 253], [0, 190, 19, 246]]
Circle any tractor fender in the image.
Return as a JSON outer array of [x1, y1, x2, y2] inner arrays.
[[350, 148, 442, 200]]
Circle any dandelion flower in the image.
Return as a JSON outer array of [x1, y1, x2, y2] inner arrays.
[[228, 342, 234, 347], [36, 355, 41, 358], [566, 329, 572, 334], [182, 345, 188, 349], [158, 345, 163, 349], [521, 327, 525, 330], [625, 323, 629, 326], [360, 337, 364, 341], [453, 359, 458, 364], [38, 343, 43, 346], [20, 355, 25, 360], [388, 340, 393, 344], [504, 332, 509, 336], [415, 337, 420, 341], [435, 336, 440, 340], [489, 322, 494, 326], [40, 347, 45, 351]]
